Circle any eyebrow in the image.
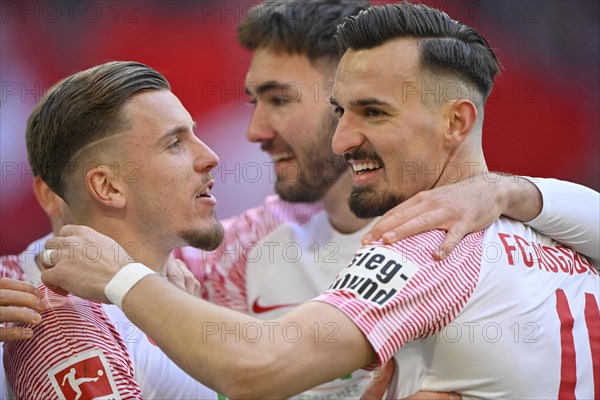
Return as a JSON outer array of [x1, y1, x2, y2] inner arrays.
[[244, 80, 290, 97], [157, 121, 197, 146], [329, 97, 391, 108]]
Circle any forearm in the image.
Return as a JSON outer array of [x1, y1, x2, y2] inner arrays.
[[121, 275, 372, 398], [495, 175, 599, 265], [493, 173, 543, 223], [523, 178, 600, 266]]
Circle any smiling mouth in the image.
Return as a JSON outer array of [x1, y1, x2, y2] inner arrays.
[[271, 152, 294, 163], [351, 160, 383, 174]]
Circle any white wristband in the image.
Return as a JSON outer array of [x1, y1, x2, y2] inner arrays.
[[105, 263, 156, 309]]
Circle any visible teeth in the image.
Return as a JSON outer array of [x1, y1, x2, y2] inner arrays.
[[352, 161, 382, 173], [272, 153, 293, 162], [197, 187, 211, 197]]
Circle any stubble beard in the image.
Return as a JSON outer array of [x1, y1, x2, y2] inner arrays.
[[275, 115, 347, 203], [179, 219, 225, 251]]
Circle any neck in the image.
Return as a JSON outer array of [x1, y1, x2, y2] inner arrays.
[[321, 171, 372, 234], [75, 214, 170, 272], [434, 150, 487, 188]]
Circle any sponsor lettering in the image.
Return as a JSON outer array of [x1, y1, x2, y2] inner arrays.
[[330, 246, 419, 306]]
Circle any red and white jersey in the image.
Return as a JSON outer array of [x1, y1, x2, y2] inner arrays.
[[1, 237, 50, 399], [177, 195, 375, 399], [0, 233, 49, 284], [4, 286, 142, 400], [316, 217, 600, 399], [1, 244, 217, 400]]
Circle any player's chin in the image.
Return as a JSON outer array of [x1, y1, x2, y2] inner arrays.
[[180, 221, 224, 251]]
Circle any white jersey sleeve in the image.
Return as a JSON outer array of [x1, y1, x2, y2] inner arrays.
[[3, 286, 142, 400], [525, 177, 600, 266]]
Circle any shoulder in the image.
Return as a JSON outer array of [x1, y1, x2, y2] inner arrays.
[[354, 229, 485, 271], [328, 230, 485, 308], [318, 230, 485, 366], [385, 229, 484, 267], [4, 285, 140, 399], [6, 286, 125, 354]]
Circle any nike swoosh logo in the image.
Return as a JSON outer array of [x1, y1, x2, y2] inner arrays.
[[251, 297, 300, 314]]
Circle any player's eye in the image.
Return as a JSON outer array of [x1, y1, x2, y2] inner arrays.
[[168, 139, 181, 150], [365, 108, 383, 118]]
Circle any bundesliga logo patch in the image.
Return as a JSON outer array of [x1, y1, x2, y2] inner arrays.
[[330, 246, 418, 306], [47, 349, 121, 400]]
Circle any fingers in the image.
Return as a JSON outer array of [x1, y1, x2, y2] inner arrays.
[[165, 262, 185, 288], [0, 278, 41, 298], [0, 326, 35, 342], [433, 226, 466, 260], [42, 224, 95, 268], [360, 360, 395, 400], [41, 249, 57, 268], [364, 214, 402, 245], [363, 190, 454, 245], [0, 279, 44, 311], [0, 305, 42, 326], [363, 198, 424, 245], [163, 257, 202, 297], [42, 236, 69, 269], [386, 210, 453, 245], [367, 208, 454, 247], [175, 261, 197, 294], [0, 279, 44, 342], [173, 260, 202, 297]]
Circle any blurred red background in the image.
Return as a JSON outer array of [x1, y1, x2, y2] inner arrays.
[[1, 0, 598, 255]]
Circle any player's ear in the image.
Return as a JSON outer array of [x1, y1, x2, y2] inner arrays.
[[85, 165, 126, 209], [444, 99, 478, 150], [32, 176, 68, 219]]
